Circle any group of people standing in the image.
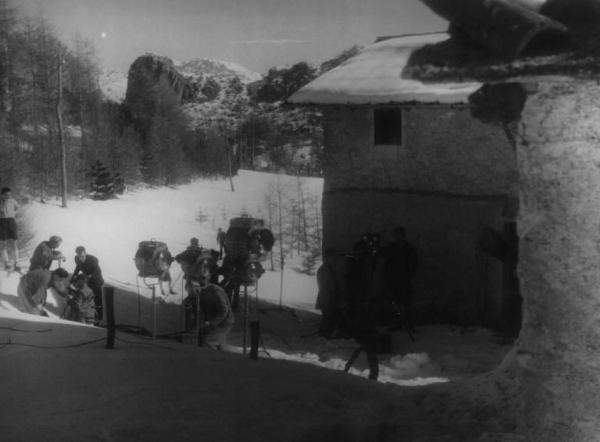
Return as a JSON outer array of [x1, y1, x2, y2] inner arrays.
[[315, 227, 418, 380], [1, 187, 104, 324], [317, 227, 418, 335], [17, 236, 104, 325]]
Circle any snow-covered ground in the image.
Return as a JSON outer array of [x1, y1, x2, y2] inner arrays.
[[16, 170, 322, 311], [1, 170, 509, 381], [0, 171, 513, 441]]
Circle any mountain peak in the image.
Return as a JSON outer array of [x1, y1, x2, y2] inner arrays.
[[175, 58, 262, 84]]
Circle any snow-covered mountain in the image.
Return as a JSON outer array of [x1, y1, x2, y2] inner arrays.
[[173, 58, 262, 128], [119, 53, 322, 174], [98, 69, 128, 103], [98, 58, 261, 106], [175, 58, 262, 84]]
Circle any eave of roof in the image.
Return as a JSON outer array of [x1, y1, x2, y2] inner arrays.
[[288, 33, 482, 106]]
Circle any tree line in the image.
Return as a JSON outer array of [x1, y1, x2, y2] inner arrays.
[[0, 1, 235, 201], [0, 1, 360, 202]]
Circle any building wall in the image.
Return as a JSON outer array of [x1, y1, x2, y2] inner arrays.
[[322, 106, 518, 326], [512, 78, 600, 441]]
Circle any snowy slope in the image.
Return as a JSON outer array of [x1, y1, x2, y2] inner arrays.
[[0, 170, 510, 399], [0, 316, 463, 442], [17, 170, 321, 312]]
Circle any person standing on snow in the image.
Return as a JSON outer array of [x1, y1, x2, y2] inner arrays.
[[30, 235, 65, 271], [72, 246, 104, 323], [383, 227, 418, 333], [0, 187, 20, 272], [17, 267, 70, 316], [216, 228, 226, 259], [315, 248, 342, 338]]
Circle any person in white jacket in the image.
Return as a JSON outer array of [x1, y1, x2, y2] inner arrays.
[[17, 268, 70, 316]]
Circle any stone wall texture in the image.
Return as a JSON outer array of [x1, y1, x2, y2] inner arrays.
[[515, 79, 600, 440], [322, 106, 517, 325]]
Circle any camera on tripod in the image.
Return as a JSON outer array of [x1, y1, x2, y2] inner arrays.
[[222, 215, 273, 284]]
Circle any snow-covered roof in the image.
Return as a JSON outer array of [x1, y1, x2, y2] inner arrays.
[[289, 33, 481, 106]]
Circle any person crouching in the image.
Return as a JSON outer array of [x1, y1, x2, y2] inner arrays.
[[63, 274, 96, 325], [17, 268, 70, 316], [184, 265, 234, 350]]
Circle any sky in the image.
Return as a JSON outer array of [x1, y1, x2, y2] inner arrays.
[[16, 0, 447, 75]]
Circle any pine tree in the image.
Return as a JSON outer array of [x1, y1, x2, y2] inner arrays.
[[90, 160, 114, 200]]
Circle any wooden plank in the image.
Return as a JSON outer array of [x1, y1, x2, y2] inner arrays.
[[104, 286, 115, 349]]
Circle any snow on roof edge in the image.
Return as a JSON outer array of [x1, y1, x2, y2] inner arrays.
[[289, 33, 483, 105], [289, 89, 476, 106]]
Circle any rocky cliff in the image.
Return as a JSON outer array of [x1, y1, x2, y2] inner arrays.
[[120, 53, 322, 174]]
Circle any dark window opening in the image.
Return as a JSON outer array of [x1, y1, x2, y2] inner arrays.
[[374, 108, 402, 145]]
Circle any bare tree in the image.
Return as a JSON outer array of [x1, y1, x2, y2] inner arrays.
[[56, 49, 66, 207], [0, 0, 16, 132]]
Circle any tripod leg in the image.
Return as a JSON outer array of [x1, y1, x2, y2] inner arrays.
[[344, 347, 363, 372], [366, 352, 379, 381], [152, 285, 157, 340], [196, 290, 203, 347], [242, 284, 248, 355]]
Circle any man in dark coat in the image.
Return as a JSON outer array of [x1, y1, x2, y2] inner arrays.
[[315, 248, 341, 337], [216, 228, 226, 259], [175, 238, 220, 290], [384, 227, 418, 332], [30, 235, 65, 270], [184, 276, 234, 350], [72, 246, 104, 323]]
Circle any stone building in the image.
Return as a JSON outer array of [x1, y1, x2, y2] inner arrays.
[[290, 33, 520, 328], [294, 1, 600, 438]]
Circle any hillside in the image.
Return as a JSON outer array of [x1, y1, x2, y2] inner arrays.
[[176, 58, 262, 84], [2, 170, 509, 381], [96, 47, 370, 179], [119, 54, 323, 174]]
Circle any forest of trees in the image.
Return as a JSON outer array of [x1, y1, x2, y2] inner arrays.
[[0, 1, 133, 201], [0, 1, 353, 203], [0, 1, 239, 203]]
